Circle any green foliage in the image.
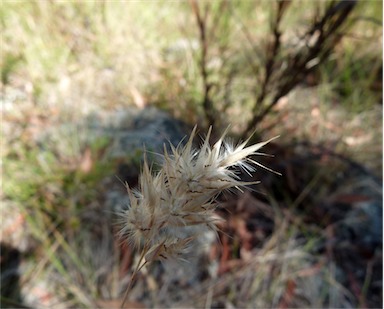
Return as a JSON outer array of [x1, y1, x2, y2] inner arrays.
[[1, 53, 22, 85], [2, 130, 118, 305], [4, 139, 112, 221], [315, 1, 382, 113], [321, 54, 381, 112]]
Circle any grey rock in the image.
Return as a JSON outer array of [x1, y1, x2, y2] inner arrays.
[[343, 200, 382, 248]]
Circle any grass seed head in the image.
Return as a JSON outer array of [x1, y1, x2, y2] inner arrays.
[[119, 126, 277, 262]]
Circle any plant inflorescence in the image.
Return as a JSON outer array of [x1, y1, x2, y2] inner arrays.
[[118, 126, 278, 307]]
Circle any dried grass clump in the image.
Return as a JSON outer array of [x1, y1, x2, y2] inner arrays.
[[118, 126, 278, 306]]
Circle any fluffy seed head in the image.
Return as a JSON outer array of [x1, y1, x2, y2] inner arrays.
[[118, 126, 278, 263]]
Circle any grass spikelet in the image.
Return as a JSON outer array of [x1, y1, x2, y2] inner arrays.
[[119, 126, 278, 307]]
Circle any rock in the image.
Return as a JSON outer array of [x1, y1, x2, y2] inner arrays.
[[37, 106, 190, 160], [343, 200, 382, 252], [105, 107, 190, 160]]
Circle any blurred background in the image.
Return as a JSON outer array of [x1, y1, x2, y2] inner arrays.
[[1, 1, 382, 308]]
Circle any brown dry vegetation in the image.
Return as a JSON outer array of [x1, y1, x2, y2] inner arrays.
[[1, 1, 382, 308]]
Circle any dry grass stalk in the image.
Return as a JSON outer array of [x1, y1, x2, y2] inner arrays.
[[118, 126, 278, 307]]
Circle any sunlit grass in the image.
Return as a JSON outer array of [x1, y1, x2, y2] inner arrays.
[[2, 1, 381, 120], [2, 1, 189, 115], [2, 115, 118, 306], [1, 0, 382, 307]]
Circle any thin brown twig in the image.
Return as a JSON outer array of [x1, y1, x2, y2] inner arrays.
[[242, 1, 288, 138], [190, 0, 216, 128], [120, 243, 150, 308], [242, 0, 356, 139]]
